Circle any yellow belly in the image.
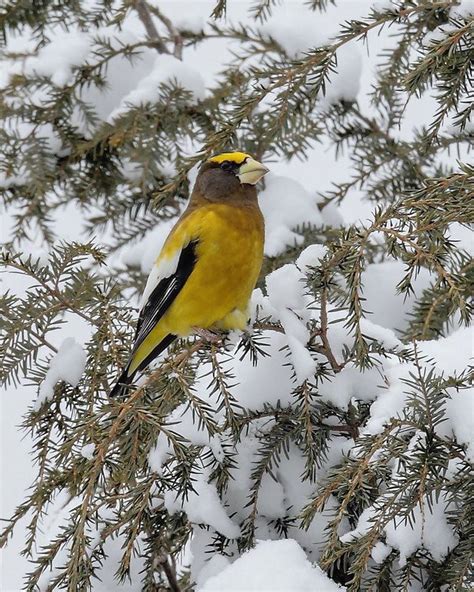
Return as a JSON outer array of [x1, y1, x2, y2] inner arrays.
[[128, 203, 264, 374], [162, 204, 264, 334]]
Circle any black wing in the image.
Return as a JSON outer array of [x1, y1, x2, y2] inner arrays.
[[109, 239, 198, 397], [131, 239, 198, 369]]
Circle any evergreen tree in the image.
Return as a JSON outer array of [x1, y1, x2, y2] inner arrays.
[[1, 1, 472, 590]]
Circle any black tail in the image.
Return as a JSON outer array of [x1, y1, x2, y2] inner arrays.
[[109, 367, 135, 398], [109, 334, 176, 398]]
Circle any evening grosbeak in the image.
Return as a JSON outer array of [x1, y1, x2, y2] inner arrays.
[[110, 151, 269, 397]]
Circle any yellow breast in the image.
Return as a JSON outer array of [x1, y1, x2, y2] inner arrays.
[[160, 202, 264, 335]]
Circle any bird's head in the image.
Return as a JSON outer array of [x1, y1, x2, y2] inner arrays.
[[206, 152, 269, 186], [192, 151, 269, 203]]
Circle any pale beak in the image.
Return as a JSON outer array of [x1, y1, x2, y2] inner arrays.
[[237, 157, 269, 185]]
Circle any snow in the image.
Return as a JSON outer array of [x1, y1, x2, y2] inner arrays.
[[35, 338, 87, 410], [318, 363, 382, 409], [340, 505, 377, 544], [264, 263, 317, 382], [122, 219, 177, 274], [173, 13, 205, 34], [359, 318, 402, 350], [197, 539, 345, 591], [80, 443, 96, 460], [371, 541, 392, 564], [164, 469, 240, 539], [195, 330, 295, 411], [361, 261, 433, 333], [6, 31, 91, 87], [449, 1, 474, 18], [365, 325, 473, 447], [372, 0, 396, 11], [259, 175, 324, 257], [296, 244, 328, 274], [385, 497, 458, 566], [109, 54, 206, 120], [260, 6, 362, 106]]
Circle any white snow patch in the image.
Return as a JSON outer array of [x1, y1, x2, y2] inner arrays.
[[260, 8, 362, 106], [372, 0, 396, 11], [122, 218, 177, 273], [173, 13, 205, 34], [10, 31, 91, 87], [164, 470, 240, 539], [359, 318, 402, 350], [265, 264, 317, 383], [260, 175, 324, 257], [198, 539, 345, 591], [296, 243, 328, 274], [385, 497, 458, 566], [318, 363, 383, 409], [361, 260, 433, 332], [35, 338, 87, 409], [80, 443, 96, 460], [371, 541, 392, 564], [109, 54, 206, 120]]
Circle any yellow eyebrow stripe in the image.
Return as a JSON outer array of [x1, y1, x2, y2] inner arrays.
[[208, 151, 250, 165]]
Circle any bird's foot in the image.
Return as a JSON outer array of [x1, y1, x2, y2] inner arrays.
[[193, 327, 222, 343]]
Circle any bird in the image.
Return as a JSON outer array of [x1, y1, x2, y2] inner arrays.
[[110, 151, 269, 397]]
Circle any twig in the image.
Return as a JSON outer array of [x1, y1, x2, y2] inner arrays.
[[134, 0, 170, 54], [31, 330, 58, 353], [161, 556, 182, 592], [148, 4, 184, 59], [318, 287, 343, 373]]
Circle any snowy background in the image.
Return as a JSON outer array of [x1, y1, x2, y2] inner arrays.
[[1, 1, 473, 591]]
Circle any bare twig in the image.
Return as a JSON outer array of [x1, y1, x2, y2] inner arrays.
[[161, 556, 182, 592], [148, 4, 184, 59], [134, 0, 170, 54], [317, 287, 343, 373]]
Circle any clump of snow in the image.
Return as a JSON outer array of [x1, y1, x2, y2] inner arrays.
[[122, 218, 177, 274], [444, 386, 474, 462], [260, 7, 362, 106], [265, 264, 317, 382], [195, 331, 295, 412], [296, 243, 328, 274], [372, 0, 396, 11], [365, 325, 473, 447], [359, 318, 402, 350], [371, 541, 392, 563], [5, 31, 91, 88], [340, 505, 377, 543], [361, 260, 433, 332], [198, 539, 345, 592], [173, 13, 205, 33], [318, 363, 382, 409], [385, 497, 458, 566], [164, 469, 240, 539], [363, 361, 413, 435], [260, 175, 324, 257], [80, 443, 96, 460], [449, 1, 474, 18], [320, 44, 362, 107], [109, 54, 206, 120], [35, 338, 87, 409], [196, 554, 231, 590], [148, 402, 213, 474]]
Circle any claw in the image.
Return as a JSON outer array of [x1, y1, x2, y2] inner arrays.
[[192, 327, 222, 343]]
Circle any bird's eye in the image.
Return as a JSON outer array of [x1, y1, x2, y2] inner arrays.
[[221, 161, 234, 172]]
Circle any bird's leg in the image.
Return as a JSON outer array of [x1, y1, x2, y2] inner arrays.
[[192, 327, 222, 343]]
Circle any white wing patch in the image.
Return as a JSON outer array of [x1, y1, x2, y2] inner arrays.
[[139, 250, 181, 310]]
